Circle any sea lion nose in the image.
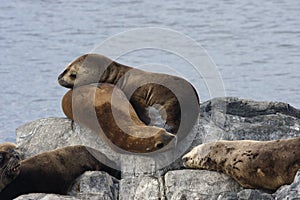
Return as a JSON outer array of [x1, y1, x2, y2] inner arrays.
[[58, 74, 62, 80], [58, 69, 68, 80], [12, 151, 21, 160], [182, 156, 189, 163], [9, 149, 22, 160], [155, 142, 164, 149], [14, 153, 20, 160], [162, 134, 170, 142], [58, 72, 64, 80], [156, 132, 177, 151], [162, 132, 176, 144]]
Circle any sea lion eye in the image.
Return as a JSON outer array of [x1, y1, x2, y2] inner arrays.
[[70, 72, 77, 79]]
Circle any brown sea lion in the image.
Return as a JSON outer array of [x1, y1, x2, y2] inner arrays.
[[62, 83, 176, 153], [58, 53, 200, 140], [0, 143, 21, 192], [183, 138, 300, 190], [0, 144, 120, 200]]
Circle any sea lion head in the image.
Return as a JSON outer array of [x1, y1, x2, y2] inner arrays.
[[58, 54, 113, 88], [134, 128, 177, 154], [0, 143, 22, 191], [182, 142, 213, 169]]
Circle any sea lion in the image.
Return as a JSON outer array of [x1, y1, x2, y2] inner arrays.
[[58, 53, 200, 140], [0, 143, 22, 191], [182, 138, 300, 190], [62, 83, 176, 153], [0, 144, 120, 200]]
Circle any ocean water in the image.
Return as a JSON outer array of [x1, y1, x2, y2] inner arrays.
[[0, 0, 299, 143]]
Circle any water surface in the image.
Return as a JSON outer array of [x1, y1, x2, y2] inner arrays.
[[0, 0, 300, 142]]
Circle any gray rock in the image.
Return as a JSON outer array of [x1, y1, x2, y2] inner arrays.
[[164, 169, 242, 200], [14, 193, 80, 200], [68, 171, 118, 200], [275, 170, 300, 200], [169, 192, 216, 200], [13, 97, 300, 199], [119, 176, 160, 200], [16, 117, 119, 161], [216, 192, 238, 200], [237, 189, 274, 200], [197, 97, 300, 143]]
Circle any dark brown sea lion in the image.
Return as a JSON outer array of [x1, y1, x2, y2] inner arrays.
[[0, 144, 120, 200], [183, 138, 300, 190], [0, 143, 21, 192], [62, 83, 176, 153], [58, 53, 200, 140]]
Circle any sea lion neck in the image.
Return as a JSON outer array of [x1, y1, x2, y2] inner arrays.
[[99, 62, 132, 85]]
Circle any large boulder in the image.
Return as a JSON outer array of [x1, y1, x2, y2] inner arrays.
[[237, 189, 274, 200], [164, 169, 242, 199], [119, 176, 160, 200], [197, 97, 300, 143], [14, 97, 300, 199], [68, 171, 118, 200], [16, 117, 117, 159]]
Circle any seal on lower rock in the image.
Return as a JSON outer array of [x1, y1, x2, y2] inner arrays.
[[58, 53, 200, 140], [183, 138, 300, 190], [0, 142, 22, 191], [0, 144, 120, 200], [62, 83, 176, 153]]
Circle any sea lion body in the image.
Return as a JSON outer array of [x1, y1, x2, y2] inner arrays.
[[62, 83, 175, 153], [58, 54, 200, 138], [0, 145, 120, 199], [183, 138, 300, 190]]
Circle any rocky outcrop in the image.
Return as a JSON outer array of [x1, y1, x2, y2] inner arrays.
[[14, 97, 300, 199], [197, 97, 300, 143]]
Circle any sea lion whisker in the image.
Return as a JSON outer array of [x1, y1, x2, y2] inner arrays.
[[0, 165, 9, 182], [0, 169, 5, 181]]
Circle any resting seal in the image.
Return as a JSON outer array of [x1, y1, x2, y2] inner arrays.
[[183, 138, 300, 190], [0, 144, 120, 200], [0, 143, 21, 191], [58, 54, 200, 139], [62, 83, 176, 153]]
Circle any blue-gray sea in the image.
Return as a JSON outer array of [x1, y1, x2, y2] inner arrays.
[[1, 0, 300, 143]]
